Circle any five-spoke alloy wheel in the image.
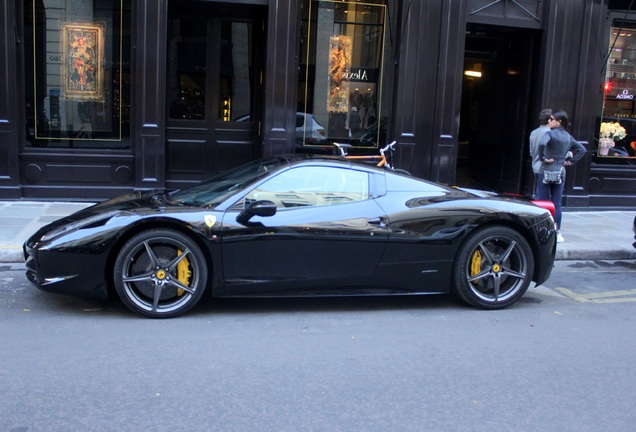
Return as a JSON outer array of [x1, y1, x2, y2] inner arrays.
[[114, 229, 208, 318], [452, 226, 534, 309]]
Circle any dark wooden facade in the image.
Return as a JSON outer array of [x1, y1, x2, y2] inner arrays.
[[0, 0, 634, 208]]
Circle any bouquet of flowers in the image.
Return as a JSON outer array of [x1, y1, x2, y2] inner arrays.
[[599, 121, 627, 142]]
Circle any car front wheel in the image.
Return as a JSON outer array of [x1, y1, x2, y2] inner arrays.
[[114, 229, 208, 318], [452, 226, 534, 310]]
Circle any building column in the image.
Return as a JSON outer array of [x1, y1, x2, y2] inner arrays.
[[262, 0, 300, 156], [134, 0, 167, 190], [392, 0, 467, 183], [0, 0, 20, 198]]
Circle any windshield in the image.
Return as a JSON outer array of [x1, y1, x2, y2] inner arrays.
[[168, 158, 288, 206]]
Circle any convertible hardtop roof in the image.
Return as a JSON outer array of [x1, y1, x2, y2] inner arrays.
[[277, 153, 367, 169]]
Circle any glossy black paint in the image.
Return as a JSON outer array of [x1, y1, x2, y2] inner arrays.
[[24, 155, 556, 307]]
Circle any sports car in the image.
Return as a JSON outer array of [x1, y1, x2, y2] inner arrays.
[[24, 155, 557, 318]]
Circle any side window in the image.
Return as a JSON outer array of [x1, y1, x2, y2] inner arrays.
[[245, 166, 369, 209]]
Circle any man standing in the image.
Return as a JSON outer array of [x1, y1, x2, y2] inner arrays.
[[529, 109, 553, 198]]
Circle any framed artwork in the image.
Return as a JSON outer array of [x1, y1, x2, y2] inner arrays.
[[62, 23, 104, 101], [327, 35, 352, 114]]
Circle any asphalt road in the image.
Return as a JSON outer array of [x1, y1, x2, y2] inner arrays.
[[1, 260, 635, 432]]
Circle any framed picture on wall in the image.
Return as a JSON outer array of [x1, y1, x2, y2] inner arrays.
[[62, 22, 104, 101]]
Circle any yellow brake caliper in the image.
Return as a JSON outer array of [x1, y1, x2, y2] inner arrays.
[[176, 250, 191, 296], [470, 250, 482, 276]]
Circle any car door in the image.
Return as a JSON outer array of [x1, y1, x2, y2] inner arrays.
[[219, 165, 389, 294]]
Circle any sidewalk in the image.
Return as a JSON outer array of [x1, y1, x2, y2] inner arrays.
[[0, 201, 635, 263], [0, 201, 93, 263]]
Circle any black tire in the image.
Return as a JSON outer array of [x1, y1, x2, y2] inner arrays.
[[114, 229, 208, 318], [452, 226, 534, 310]]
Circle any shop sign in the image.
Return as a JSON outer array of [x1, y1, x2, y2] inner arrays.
[[616, 89, 634, 100], [342, 68, 378, 82]]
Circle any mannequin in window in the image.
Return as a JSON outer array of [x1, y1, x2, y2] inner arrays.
[[348, 88, 363, 134], [362, 88, 376, 128], [76, 102, 94, 139]]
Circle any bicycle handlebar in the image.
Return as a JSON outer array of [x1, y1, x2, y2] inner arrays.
[[333, 140, 396, 158], [379, 141, 397, 156], [332, 142, 352, 157]]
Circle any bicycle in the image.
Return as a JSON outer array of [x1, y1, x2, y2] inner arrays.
[[333, 140, 411, 175]]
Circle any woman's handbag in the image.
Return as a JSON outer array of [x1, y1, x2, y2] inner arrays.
[[542, 167, 563, 184]]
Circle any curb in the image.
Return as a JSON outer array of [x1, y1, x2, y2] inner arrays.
[[0, 248, 24, 264], [555, 248, 636, 261]]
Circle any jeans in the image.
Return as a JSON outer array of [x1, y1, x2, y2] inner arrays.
[[536, 171, 565, 229], [532, 173, 543, 199]]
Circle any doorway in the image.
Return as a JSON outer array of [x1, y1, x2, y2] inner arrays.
[[165, 1, 266, 190], [458, 24, 536, 194]]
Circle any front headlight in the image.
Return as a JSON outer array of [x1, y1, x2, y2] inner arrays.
[[41, 211, 120, 242]]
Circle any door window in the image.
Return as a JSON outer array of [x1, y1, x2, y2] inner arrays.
[[167, 8, 255, 123], [245, 166, 370, 209], [221, 21, 253, 122], [167, 15, 207, 120]]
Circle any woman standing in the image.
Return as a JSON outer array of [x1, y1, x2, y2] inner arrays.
[[537, 110, 586, 243]]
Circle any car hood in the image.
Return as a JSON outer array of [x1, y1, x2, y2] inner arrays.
[[42, 190, 171, 230]]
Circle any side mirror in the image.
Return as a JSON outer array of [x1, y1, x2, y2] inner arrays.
[[236, 200, 277, 226]]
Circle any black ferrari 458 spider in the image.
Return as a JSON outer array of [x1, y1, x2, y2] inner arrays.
[[24, 155, 557, 318]]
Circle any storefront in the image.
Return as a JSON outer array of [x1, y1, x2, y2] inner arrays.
[[0, 0, 634, 207]]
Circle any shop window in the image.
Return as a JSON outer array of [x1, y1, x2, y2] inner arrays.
[[298, 0, 393, 150], [24, 0, 131, 149], [600, 19, 636, 162]]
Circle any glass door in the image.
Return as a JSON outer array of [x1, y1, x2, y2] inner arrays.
[[165, 1, 265, 190]]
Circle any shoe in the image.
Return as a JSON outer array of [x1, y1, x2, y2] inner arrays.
[[556, 232, 565, 243]]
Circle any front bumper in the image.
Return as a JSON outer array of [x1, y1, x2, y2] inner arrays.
[[24, 242, 110, 300]]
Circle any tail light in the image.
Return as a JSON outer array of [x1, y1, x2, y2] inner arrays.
[[531, 200, 555, 216]]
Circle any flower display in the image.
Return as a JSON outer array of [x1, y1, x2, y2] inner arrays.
[[599, 121, 627, 141]]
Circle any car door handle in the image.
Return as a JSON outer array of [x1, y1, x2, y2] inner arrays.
[[368, 217, 386, 226]]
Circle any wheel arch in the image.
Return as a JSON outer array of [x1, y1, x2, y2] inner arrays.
[[457, 217, 543, 282], [103, 218, 215, 297]]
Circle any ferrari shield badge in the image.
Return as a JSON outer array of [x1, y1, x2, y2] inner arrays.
[[204, 215, 217, 227]]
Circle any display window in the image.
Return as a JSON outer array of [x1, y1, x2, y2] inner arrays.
[[24, 0, 131, 149], [600, 18, 636, 162], [298, 0, 393, 150]]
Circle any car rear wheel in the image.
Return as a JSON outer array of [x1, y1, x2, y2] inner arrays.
[[114, 229, 208, 318], [452, 226, 534, 310]]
